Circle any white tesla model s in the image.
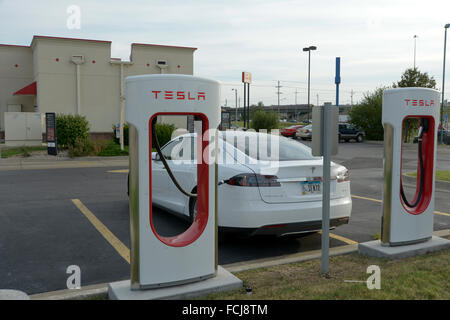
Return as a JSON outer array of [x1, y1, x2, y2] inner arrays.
[[150, 131, 352, 237]]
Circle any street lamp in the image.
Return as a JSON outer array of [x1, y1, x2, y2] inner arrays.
[[303, 45, 317, 122], [441, 24, 450, 144], [231, 88, 238, 123], [413, 35, 418, 70]]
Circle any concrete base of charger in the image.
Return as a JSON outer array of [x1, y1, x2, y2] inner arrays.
[[108, 266, 242, 300], [358, 236, 450, 259], [0, 290, 30, 300]]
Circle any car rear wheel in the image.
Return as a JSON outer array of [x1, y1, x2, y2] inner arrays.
[[356, 134, 364, 142]]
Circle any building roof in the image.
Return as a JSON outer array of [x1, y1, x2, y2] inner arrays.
[[131, 42, 197, 51], [30, 35, 112, 48], [0, 35, 196, 51], [0, 43, 30, 48]]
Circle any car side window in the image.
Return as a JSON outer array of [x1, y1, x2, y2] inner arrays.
[[161, 139, 182, 160], [170, 136, 198, 161]]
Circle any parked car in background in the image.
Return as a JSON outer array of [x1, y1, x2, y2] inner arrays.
[[338, 123, 365, 143], [296, 124, 312, 140], [281, 125, 304, 138], [436, 129, 450, 145]]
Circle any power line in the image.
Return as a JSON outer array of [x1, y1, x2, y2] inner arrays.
[[221, 82, 360, 94]]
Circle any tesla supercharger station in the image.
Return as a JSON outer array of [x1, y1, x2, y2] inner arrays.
[[126, 74, 220, 289], [380, 88, 440, 246]]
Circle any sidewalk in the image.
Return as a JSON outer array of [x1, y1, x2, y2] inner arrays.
[[0, 156, 129, 171]]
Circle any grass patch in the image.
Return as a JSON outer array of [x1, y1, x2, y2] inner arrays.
[[0, 146, 46, 158], [407, 170, 450, 182], [199, 250, 450, 300], [96, 140, 129, 156], [371, 232, 381, 240]]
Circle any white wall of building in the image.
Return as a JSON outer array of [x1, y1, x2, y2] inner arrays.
[[0, 45, 35, 132], [0, 36, 196, 136]]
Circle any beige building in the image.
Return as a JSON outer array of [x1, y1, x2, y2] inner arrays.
[[0, 35, 196, 140]]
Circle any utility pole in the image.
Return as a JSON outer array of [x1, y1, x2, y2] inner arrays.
[[276, 80, 283, 115], [317, 94, 319, 106], [232, 89, 238, 123], [350, 90, 354, 107], [441, 24, 450, 144], [295, 89, 299, 105]]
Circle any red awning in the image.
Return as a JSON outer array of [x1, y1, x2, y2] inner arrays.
[[13, 81, 37, 95]]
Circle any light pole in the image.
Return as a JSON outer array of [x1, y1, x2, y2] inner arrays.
[[303, 46, 317, 122], [232, 88, 238, 123], [413, 35, 418, 70], [441, 24, 450, 144]]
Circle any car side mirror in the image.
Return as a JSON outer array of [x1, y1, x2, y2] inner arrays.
[[151, 152, 160, 161]]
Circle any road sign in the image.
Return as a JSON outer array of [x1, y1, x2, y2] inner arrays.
[[45, 113, 57, 156]]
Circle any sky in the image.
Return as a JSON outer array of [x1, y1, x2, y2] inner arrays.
[[1, 0, 450, 107]]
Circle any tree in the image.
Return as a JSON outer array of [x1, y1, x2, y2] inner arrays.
[[393, 68, 437, 89], [393, 68, 437, 142], [348, 88, 385, 140], [251, 109, 279, 132], [348, 69, 437, 142]]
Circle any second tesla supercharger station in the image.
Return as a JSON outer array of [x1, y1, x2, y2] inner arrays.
[[108, 75, 242, 299], [381, 88, 439, 246], [359, 87, 450, 258]]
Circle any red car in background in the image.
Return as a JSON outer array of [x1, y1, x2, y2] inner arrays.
[[280, 125, 304, 138]]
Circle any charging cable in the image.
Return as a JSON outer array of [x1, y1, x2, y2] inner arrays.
[[151, 117, 197, 198]]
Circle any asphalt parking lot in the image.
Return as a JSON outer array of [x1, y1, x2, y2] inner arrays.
[[0, 141, 449, 295]]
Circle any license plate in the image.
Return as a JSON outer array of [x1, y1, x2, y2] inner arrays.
[[301, 181, 321, 195]]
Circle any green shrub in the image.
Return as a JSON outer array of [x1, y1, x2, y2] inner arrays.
[[56, 114, 90, 148], [90, 139, 108, 155], [155, 123, 175, 147], [112, 123, 129, 146], [68, 138, 108, 158], [251, 109, 279, 132], [68, 137, 91, 157], [348, 88, 385, 141]]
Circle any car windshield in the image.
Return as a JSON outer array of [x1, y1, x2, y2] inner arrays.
[[221, 132, 316, 161], [303, 125, 312, 130]]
